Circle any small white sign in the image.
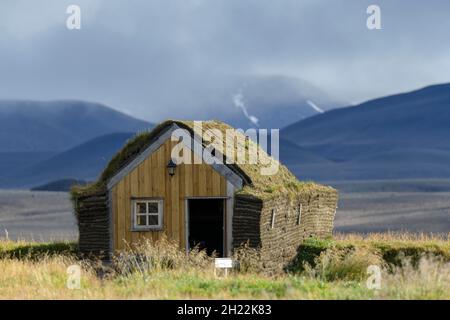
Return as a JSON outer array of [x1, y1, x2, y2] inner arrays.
[[215, 258, 233, 269]]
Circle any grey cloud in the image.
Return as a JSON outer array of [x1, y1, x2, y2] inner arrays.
[[0, 0, 449, 121]]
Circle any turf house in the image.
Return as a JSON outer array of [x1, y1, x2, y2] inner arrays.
[[72, 120, 338, 271]]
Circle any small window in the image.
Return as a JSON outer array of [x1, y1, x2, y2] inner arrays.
[[132, 199, 163, 230], [296, 204, 302, 225], [270, 209, 276, 229]]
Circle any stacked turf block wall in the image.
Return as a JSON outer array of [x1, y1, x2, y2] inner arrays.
[[232, 187, 338, 273], [73, 189, 110, 258]]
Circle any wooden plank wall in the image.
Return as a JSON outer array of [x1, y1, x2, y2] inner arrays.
[[111, 139, 228, 250]]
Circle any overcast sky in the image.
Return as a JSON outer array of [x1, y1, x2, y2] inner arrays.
[[1, 0, 450, 121]]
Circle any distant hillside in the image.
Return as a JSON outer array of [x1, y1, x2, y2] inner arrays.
[[282, 83, 450, 180], [0, 100, 151, 153], [278, 138, 332, 165], [1, 132, 134, 188], [220, 75, 345, 129], [31, 179, 90, 192], [0, 151, 56, 176]]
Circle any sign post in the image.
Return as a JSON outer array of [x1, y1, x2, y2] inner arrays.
[[214, 258, 234, 278]]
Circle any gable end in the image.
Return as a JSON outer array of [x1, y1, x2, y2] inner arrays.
[[106, 123, 244, 190]]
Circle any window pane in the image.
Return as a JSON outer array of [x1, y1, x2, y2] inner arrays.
[[148, 202, 159, 213], [136, 202, 147, 214], [148, 215, 159, 226], [136, 215, 147, 226]]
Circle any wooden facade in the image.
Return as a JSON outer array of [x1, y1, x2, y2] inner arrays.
[[110, 139, 228, 251]]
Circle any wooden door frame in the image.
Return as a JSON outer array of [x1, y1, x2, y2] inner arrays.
[[184, 197, 228, 257]]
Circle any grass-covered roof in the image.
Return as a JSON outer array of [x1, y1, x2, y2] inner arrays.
[[72, 120, 335, 199]]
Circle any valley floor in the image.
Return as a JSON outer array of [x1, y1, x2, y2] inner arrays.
[[336, 191, 450, 233], [1, 181, 449, 241], [0, 190, 77, 241]]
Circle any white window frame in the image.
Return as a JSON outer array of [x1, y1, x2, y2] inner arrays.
[[131, 199, 164, 231]]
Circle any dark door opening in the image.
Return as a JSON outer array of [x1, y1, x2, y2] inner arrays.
[[188, 199, 224, 257]]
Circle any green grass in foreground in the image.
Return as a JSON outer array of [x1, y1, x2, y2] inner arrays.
[[0, 233, 448, 300]]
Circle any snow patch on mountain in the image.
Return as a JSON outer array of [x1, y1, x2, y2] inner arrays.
[[233, 93, 259, 126], [306, 100, 325, 113]]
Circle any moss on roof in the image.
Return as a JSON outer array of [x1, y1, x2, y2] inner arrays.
[[71, 119, 335, 199]]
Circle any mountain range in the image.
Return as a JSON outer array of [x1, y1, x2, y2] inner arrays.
[[1, 83, 450, 188], [0, 132, 135, 188], [0, 100, 151, 188], [282, 83, 450, 180], [0, 100, 150, 152], [213, 75, 345, 129], [165, 75, 346, 129]]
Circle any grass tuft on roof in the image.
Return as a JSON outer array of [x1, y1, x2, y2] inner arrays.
[[71, 120, 336, 200]]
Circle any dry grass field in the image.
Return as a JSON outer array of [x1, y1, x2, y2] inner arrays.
[[0, 187, 449, 299], [0, 234, 448, 300]]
